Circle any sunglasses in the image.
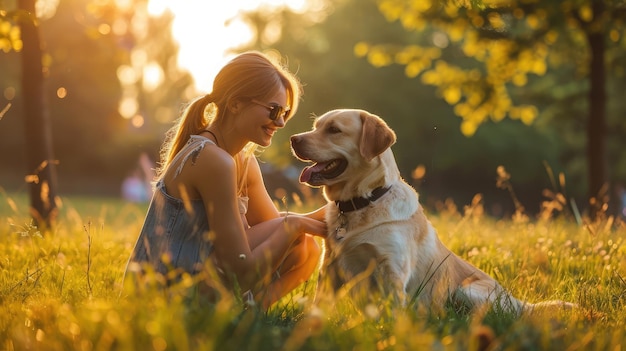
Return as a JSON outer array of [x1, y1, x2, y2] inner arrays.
[[251, 99, 290, 121]]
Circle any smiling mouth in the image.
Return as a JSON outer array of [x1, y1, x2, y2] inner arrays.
[[299, 158, 348, 186]]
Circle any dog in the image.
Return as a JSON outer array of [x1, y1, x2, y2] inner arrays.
[[290, 108, 575, 315]]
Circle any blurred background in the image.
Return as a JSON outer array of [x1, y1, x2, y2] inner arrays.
[[1, 0, 625, 219]]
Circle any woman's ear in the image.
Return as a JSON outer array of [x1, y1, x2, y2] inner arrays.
[[227, 98, 244, 115]]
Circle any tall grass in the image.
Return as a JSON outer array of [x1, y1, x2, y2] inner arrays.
[[1, 187, 625, 351]]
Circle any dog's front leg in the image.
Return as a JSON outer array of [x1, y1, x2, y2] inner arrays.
[[336, 243, 409, 308]]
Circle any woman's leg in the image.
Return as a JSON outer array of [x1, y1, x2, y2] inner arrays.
[[256, 235, 321, 309]]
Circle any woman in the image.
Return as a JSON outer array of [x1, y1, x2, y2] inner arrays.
[[124, 51, 327, 309]]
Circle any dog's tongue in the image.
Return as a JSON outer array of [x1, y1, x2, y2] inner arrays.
[[299, 162, 329, 183]]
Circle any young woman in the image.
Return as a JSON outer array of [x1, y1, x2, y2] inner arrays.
[[124, 51, 327, 309]]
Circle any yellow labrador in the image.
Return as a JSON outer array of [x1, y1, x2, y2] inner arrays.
[[290, 109, 574, 315]]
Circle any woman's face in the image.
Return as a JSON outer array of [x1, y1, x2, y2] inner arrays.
[[240, 86, 290, 148]]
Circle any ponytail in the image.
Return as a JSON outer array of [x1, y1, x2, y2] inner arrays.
[[157, 94, 215, 177]]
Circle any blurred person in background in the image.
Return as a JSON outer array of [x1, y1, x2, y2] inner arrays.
[[121, 168, 150, 202], [123, 51, 327, 309], [121, 152, 155, 203]]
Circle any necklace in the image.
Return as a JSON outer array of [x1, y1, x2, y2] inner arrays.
[[204, 130, 219, 147]]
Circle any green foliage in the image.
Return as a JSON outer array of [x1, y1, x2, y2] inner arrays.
[[359, 0, 626, 136], [2, 191, 626, 350]]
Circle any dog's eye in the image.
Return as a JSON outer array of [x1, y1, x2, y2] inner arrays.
[[327, 126, 341, 134]]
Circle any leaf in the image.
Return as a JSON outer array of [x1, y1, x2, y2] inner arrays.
[[405, 60, 426, 78], [578, 5, 593, 22], [354, 42, 369, 57], [519, 106, 538, 125], [460, 120, 478, 136], [368, 49, 392, 67], [512, 73, 527, 86], [443, 86, 461, 104]]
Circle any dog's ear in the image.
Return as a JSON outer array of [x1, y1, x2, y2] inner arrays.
[[359, 111, 397, 161]]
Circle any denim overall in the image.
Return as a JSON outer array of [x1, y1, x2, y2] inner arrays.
[[124, 135, 249, 282]]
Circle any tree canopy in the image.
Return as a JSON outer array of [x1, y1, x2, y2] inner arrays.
[[358, 0, 625, 134], [353, 0, 626, 216]]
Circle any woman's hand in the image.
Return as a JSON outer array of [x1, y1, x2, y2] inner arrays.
[[283, 214, 328, 239]]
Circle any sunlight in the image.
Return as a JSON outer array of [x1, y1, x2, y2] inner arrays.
[[147, 1, 311, 93], [142, 62, 164, 92]]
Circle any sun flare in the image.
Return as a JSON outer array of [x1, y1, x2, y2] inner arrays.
[[146, 0, 310, 93]]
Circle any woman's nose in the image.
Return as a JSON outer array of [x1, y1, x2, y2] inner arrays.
[[273, 116, 285, 127]]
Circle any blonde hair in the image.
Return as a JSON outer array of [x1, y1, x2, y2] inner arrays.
[[157, 51, 302, 185]]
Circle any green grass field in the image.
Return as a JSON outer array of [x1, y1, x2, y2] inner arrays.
[[1, 189, 625, 351]]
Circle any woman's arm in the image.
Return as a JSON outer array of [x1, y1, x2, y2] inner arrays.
[[285, 205, 327, 222], [243, 156, 281, 226], [246, 156, 328, 224], [244, 156, 329, 245], [191, 149, 325, 292]]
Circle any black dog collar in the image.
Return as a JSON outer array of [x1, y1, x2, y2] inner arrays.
[[335, 186, 391, 213]]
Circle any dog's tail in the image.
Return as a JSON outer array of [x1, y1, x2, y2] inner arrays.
[[524, 299, 577, 312], [468, 289, 576, 317]]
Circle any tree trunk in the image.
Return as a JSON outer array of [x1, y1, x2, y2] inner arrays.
[[18, 0, 58, 230], [585, 0, 608, 220]]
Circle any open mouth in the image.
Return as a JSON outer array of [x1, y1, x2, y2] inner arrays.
[[299, 158, 348, 186]]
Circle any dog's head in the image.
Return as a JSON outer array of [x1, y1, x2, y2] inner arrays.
[[290, 109, 398, 201]]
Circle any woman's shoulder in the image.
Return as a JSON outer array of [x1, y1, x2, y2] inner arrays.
[[193, 142, 234, 168], [170, 137, 230, 175]]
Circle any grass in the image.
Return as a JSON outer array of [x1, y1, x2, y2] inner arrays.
[[1, 188, 625, 351]]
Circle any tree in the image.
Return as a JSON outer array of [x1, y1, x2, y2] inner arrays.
[[0, 0, 193, 200], [359, 0, 626, 217], [17, 0, 58, 229]]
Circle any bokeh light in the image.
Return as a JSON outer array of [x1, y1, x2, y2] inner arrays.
[[56, 87, 67, 99], [4, 86, 15, 100]]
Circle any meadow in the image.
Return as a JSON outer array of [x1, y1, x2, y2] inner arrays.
[[1, 188, 625, 351]]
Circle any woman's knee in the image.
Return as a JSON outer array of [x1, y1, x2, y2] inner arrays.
[[301, 236, 321, 265], [284, 236, 321, 271]]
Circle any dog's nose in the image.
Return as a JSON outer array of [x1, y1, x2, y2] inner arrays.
[[290, 135, 301, 144]]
